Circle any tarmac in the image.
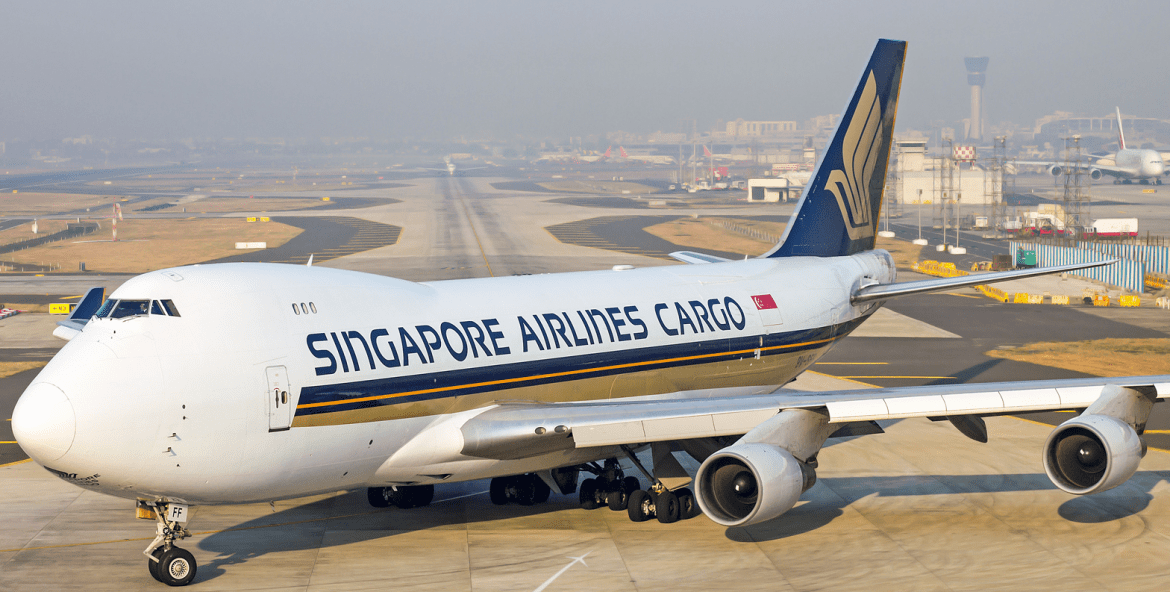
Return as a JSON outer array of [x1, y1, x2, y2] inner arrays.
[[3, 175, 1170, 590]]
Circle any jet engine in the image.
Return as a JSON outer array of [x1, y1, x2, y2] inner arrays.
[[694, 443, 815, 527], [1089, 168, 1104, 180], [1048, 165, 1064, 177], [1043, 414, 1143, 495]]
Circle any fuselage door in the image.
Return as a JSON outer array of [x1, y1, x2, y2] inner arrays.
[[265, 365, 293, 432]]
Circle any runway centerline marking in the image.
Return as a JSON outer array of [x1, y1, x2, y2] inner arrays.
[[451, 179, 494, 277]]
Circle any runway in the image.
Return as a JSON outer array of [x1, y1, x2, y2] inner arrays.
[[3, 176, 1170, 590]]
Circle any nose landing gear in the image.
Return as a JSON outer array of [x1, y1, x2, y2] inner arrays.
[[140, 501, 196, 586]]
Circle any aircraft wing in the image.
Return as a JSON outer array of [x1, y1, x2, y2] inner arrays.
[[459, 376, 1170, 460], [669, 251, 733, 264], [1016, 160, 1135, 178]]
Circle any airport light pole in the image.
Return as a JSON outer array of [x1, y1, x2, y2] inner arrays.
[[913, 189, 927, 245]]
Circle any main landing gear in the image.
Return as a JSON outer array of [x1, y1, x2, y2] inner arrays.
[[576, 457, 701, 524], [140, 501, 197, 587], [489, 473, 552, 505], [366, 484, 435, 509]]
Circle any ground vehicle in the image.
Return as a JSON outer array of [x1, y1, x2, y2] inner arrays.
[[1084, 218, 1139, 239], [960, 215, 989, 230]]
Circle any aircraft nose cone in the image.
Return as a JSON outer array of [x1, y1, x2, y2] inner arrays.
[[12, 382, 76, 463]]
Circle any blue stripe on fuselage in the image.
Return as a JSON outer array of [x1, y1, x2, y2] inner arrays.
[[294, 318, 866, 418]]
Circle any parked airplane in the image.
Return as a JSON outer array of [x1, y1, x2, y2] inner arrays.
[[14, 40, 1162, 588], [1024, 108, 1166, 185], [576, 146, 612, 163], [619, 146, 675, 165]]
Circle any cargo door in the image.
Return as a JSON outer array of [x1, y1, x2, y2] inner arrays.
[[265, 366, 293, 432]]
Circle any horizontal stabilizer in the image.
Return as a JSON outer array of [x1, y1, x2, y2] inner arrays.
[[669, 251, 732, 265], [850, 259, 1116, 304], [53, 286, 104, 341]]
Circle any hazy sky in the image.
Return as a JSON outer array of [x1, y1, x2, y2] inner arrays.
[[2, 1, 1166, 141]]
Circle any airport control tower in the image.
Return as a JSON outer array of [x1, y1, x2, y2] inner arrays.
[[964, 57, 989, 141]]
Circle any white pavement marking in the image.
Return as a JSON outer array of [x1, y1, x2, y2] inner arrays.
[[532, 551, 590, 592], [433, 490, 488, 504]]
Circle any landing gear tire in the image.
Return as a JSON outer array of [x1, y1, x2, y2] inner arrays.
[[579, 478, 600, 510], [156, 546, 197, 587], [367, 487, 392, 508], [655, 491, 680, 524], [675, 488, 699, 520], [489, 477, 509, 505], [622, 476, 641, 495], [387, 484, 435, 509], [627, 489, 652, 522], [606, 489, 628, 511], [533, 476, 551, 504], [147, 547, 165, 582], [514, 474, 538, 506]]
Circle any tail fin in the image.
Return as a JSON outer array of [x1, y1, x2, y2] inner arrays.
[[603, 146, 611, 158], [764, 39, 907, 258], [619, 146, 628, 159], [703, 145, 713, 157], [1116, 107, 1126, 150]]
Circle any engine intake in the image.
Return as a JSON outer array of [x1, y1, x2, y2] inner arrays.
[[1089, 168, 1104, 180], [1048, 165, 1064, 177], [1043, 414, 1143, 495], [695, 443, 814, 527]]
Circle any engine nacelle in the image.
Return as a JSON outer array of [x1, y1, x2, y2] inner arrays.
[[1043, 414, 1143, 495], [694, 443, 815, 527], [1048, 164, 1064, 177], [1089, 168, 1104, 181]]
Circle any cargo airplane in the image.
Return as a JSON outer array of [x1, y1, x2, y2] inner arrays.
[[1023, 107, 1167, 185], [14, 40, 1167, 587]]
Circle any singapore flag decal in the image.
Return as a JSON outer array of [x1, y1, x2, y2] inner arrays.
[[751, 294, 777, 310], [751, 294, 782, 326]]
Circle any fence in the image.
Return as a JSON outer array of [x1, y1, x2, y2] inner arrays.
[[1010, 241, 1145, 294], [1077, 241, 1170, 276]]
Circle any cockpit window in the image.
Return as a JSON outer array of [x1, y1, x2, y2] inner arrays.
[[96, 298, 180, 319], [109, 300, 150, 319], [95, 299, 116, 319]]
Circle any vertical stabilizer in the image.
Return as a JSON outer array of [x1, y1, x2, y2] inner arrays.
[[1116, 107, 1126, 151], [764, 39, 907, 258]]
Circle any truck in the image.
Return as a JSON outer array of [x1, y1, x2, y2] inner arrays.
[[1084, 218, 1138, 239], [959, 214, 989, 230]]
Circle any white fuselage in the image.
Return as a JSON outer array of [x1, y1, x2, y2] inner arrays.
[[1107, 148, 1165, 179], [14, 252, 894, 506]]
